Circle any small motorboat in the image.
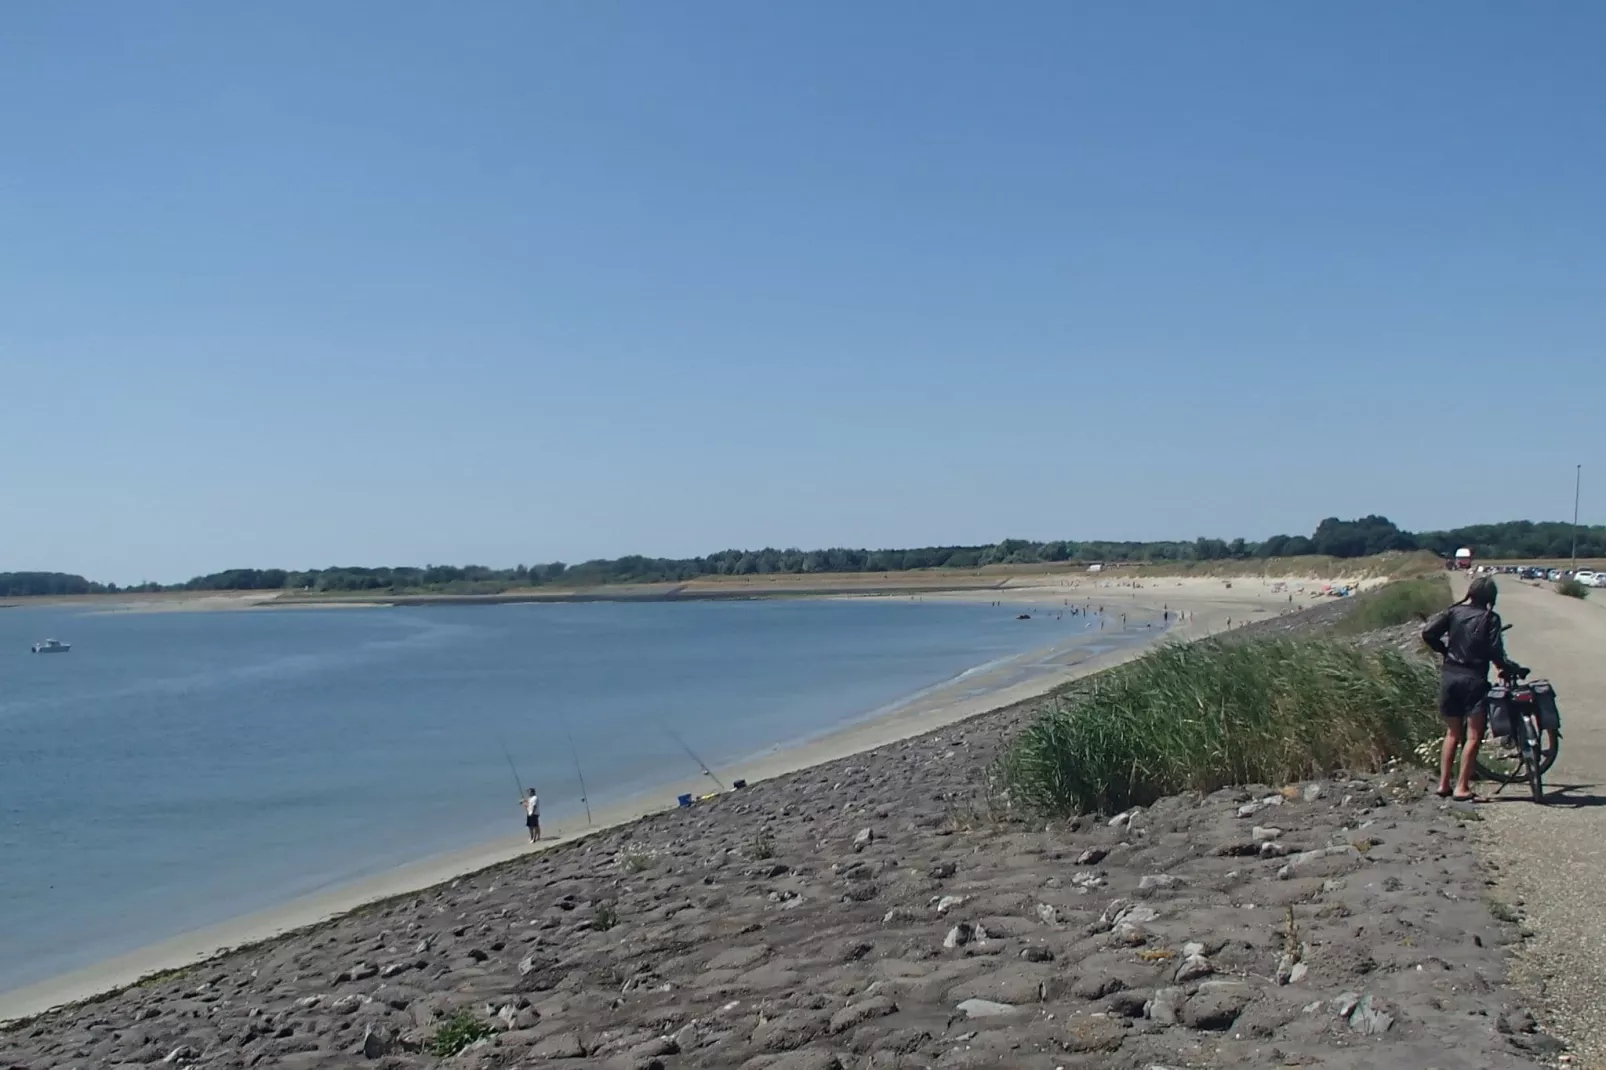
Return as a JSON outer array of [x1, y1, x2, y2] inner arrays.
[[1015, 613, 1031, 620], [31, 638, 71, 654]]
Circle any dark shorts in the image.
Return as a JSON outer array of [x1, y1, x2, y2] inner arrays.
[[1439, 669, 1490, 721], [525, 814, 541, 828]]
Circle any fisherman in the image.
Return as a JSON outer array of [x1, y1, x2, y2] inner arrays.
[[520, 787, 541, 842]]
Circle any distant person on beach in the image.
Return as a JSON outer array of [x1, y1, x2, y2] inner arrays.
[[521, 788, 541, 842]]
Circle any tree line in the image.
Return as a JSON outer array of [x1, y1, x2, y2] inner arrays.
[[7, 517, 1604, 598]]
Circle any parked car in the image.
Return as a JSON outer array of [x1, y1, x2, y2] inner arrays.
[[1574, 570, 1598, 586]]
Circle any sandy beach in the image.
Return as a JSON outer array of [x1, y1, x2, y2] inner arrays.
[[0, 577, 1302, 1025]]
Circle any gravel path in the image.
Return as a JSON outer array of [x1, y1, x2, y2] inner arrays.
[[1468, 577, 1606, 1068]]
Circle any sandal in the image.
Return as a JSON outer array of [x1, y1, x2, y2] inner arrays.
[[1451, 792, 1489, 804], [1435, 788, 1453, 798]]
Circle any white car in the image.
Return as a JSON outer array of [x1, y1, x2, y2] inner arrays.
[[1574, 570, 1597, 585]]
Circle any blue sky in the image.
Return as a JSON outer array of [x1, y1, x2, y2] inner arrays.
[[2, 3, 1601, 583]]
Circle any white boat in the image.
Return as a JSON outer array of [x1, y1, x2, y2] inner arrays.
[[31, 639, 70, 654]]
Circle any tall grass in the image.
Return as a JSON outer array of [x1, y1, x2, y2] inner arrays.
[[998, 638, 1439, 817], [1332, 574, 1451, 635], [1556, 578, 1589, 600]]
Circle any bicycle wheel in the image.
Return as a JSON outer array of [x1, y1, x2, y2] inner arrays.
[[1475, 722, 1560, 782], [1523, 715, 1546, 803]]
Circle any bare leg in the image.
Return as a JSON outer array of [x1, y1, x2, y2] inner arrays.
[[1455, 711, 1486, 797], [1439, 718, 1464, 795]]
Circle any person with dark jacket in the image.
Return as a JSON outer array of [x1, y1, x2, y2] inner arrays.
[[1420, 576, 1524, 801]]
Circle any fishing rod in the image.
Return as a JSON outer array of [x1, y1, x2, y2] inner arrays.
[[559, 714, 593, 826], [664, 725, 726, 791], [498, 737, 525, 796]]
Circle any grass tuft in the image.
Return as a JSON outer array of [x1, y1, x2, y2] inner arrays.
[[592, 901, 620, 932], [1333, 575, 1451, 635], [1556, 578, 1589, 600], [747, 829, 776, 860], [998, 636, 1439, 817], [426, 1011, 494, 1057]]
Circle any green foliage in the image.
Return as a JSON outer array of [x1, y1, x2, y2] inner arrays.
[[0, 572, 112, 597], [1333, 575, 1451, 635], [1416, 520, 1606, 560], [426, 1011, 494, 1057], [998, 638, 1440, 817], [592, 901, 620, 932], [14, 516, 1603, 598], [1556, 578, 1589, 600]]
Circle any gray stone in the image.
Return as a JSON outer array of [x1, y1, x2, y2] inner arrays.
[[1347, 994, 1394, 1035], [828, 996, 896, 1034], [1498, 1008, 1538, 1035], [1138, 874, 1182, 892], [935, 895, 967, 915], [1251, 826, 1282, 842], [532, 1031, 587, 1058], [955, 998, 1018, 1018], [852, 828, 874, 852], [1181, 986, 1248, 1031], [1145, 987, 1183, 1025], [1075, 848, 1108, 865], [359, 1025, 394, 1059], [1173, 954, 1213, 983], [1106, 990, 1149, 1018]]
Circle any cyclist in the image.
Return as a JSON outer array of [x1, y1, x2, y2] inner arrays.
[[1420, 576, 1524, 802]]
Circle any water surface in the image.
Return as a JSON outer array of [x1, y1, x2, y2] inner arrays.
[[0, 598, 1137, 990]]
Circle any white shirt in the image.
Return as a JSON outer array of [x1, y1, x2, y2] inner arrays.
[[524, 795, 540, 818]]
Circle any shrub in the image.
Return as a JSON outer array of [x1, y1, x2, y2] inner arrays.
[[1334, 575, 1451, 635], [747, 829, 776, 860], [592, 901, 620, 932], [426, 1012, 494, 1057], [1556, 578, 1589, 600], [998, 637, 1439, 817]]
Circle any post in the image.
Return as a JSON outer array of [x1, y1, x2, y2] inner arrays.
[[1572, 464, 1582, 572]]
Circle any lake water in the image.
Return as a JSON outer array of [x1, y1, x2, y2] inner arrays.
[[0, 597, 1140, 992]]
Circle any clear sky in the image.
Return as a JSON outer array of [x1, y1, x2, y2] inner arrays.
[[3, 3, 1602, 584]]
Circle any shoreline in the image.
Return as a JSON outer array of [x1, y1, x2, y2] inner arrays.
[[0, 610, 1186, 1023], [0, 577, 1311, 1024]]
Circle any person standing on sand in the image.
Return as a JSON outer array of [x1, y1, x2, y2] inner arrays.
[[520, 788, 541, 842], [1421, 576, 1524, 802]]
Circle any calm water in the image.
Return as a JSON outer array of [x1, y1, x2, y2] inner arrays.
[[0, 598, 1136, 991]]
